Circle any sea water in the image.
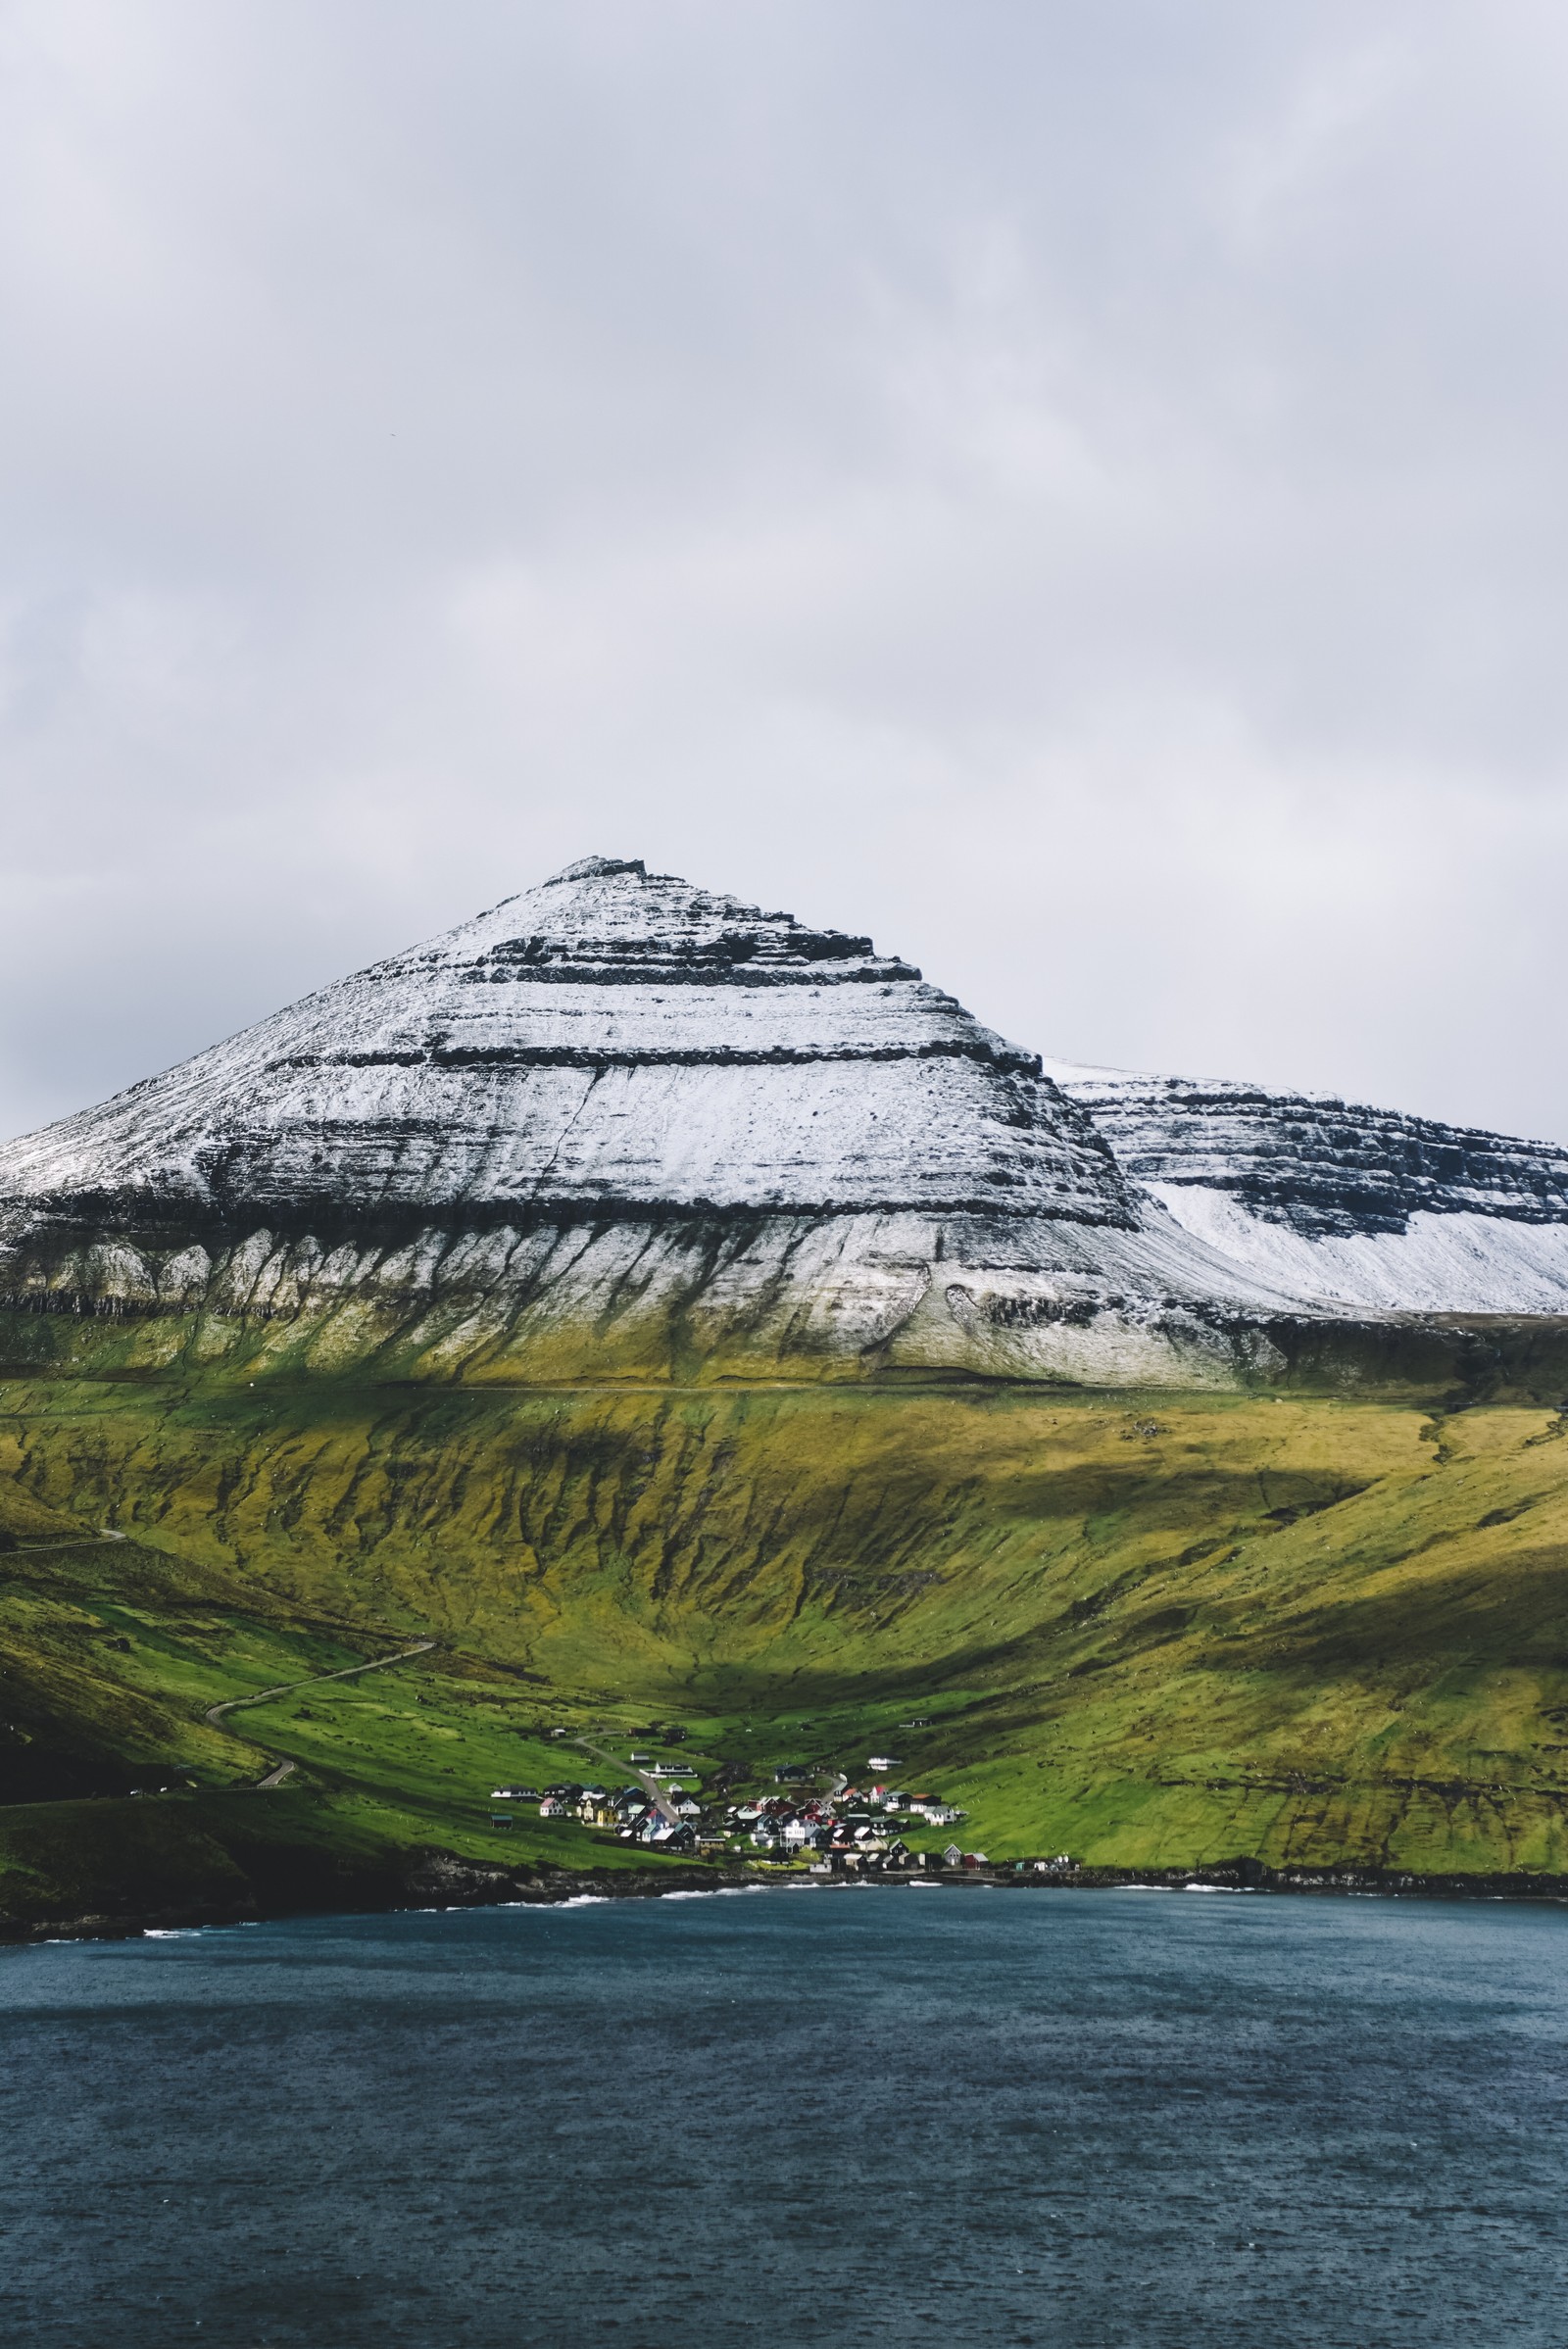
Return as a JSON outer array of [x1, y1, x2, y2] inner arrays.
[[2, 1886, 1565, 2347]]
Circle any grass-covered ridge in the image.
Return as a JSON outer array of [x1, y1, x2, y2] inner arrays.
[[3, 1357, 1568, 1928]]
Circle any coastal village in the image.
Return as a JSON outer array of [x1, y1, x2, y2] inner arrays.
[[488, 1737, 1079, 1876]]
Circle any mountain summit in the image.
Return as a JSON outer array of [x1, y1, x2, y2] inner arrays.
[[0, 856, 1128, 1227], [1, 857, 1564, 1388]]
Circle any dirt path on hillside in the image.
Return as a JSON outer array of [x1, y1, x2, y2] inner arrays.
[[11, 1532, 129, 1556]]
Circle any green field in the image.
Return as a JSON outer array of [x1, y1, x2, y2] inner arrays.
[[4, 1350, 1568, 1932]]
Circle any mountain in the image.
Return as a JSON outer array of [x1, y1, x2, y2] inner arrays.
[[0, 855, 1129, 1227], [0, 856, 1319, 1390], [6, 857, 1568, 1933], [1047, 1063, 1568, 1316], [0, 855, 1564, 1391]]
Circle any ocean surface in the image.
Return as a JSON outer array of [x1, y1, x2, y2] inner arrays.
[[2, 1885, 1565, 2348]]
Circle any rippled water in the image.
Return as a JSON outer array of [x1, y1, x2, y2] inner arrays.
[[3, 1884, 1566, 2347]]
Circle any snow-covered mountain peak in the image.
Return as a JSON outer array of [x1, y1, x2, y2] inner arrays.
[[542, 854, 648, 883], [0, 860, 1129, 1228], [5, 862, 1566, 1373], [404, 857, 924, 988]]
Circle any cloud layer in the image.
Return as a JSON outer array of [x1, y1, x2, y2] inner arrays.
[[3, 1, 1566, 1143]]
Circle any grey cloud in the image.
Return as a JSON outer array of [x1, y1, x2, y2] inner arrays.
[[1, 0, 1565, 1145]]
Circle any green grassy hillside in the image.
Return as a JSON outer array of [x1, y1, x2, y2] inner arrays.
[[3, 1354, 1567, 1929]]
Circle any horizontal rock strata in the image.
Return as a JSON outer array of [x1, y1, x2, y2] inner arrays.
[[1047, 1063, 1568, 1315], [4, 856, 1565, 1378], [1, 859, 1130, 1226]]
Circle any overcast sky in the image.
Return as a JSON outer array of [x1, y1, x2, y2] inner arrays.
[[3, 1, 1567, 1145]]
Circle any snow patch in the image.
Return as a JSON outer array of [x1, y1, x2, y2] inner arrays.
[[1150, 1184, 1568, 1315]]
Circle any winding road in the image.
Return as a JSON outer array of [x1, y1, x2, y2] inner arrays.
[[11, 1532, 130, 1556], [205, 1642, 438, 1786], [573, 1737, 684, 1827], [203, 1641, 437, 1727]]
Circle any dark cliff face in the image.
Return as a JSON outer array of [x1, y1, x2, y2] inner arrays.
[[1050, 1068, 1568, 1239]]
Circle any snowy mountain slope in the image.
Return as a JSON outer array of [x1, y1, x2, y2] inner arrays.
[[0, 857, 1332, 1388], [1045, 1062, 1568, 1314], [4, 856, 1562, 1387], [0, 857, 1130, 1225]]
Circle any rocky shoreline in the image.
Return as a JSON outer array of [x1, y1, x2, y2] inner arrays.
[[8, 1846, 1568, 1946]]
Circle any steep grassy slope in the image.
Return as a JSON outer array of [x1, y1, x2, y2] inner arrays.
[[0, 1498, 660, 1932], [3, 1355, 1567, 1929]]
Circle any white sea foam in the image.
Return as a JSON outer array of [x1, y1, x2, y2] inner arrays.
[[661, 1884, 767, 1900]]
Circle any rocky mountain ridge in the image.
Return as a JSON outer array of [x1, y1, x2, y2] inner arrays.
[[1, 856, 1563, 1385], [1046, 1062, 1568, 1316]]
